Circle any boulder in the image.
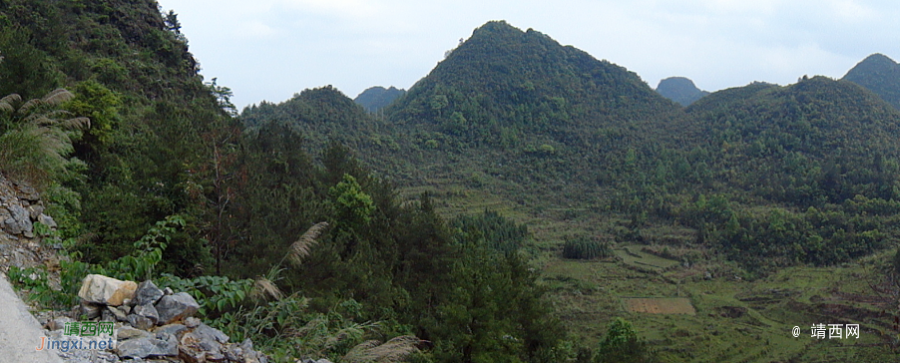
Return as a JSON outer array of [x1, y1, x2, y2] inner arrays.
[[4, 204, 32, 237], [154, 323, 187, 338], [116, 334, 178, 358], [78, 274, 138, 306], [117, 326, 152, 340], [155, 292, 199, 325], [184, 316, 201, 328], [132, 280, 164, 306], [127, 313, 155, 331], [133, 303, 160, 325], [179, 323, 230, 362], [107, 305, 128, 321]]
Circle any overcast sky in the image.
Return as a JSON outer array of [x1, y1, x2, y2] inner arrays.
[[155, 0, 900, 110]]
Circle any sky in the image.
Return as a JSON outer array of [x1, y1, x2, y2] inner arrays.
[[155, 0, 900, 110]]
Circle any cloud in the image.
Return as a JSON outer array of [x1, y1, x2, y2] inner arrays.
[[234, 20, 279, 39], [827, 0, 876, 23], [279, 0, 382, 20]]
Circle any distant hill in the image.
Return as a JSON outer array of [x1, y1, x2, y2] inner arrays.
[[656, 77, 709, 106], [354, 86, 406, 112], [379, 20, 684, 194], [241, 86, 380, 153], [842, 53, 900, 109], [686, 77, 900, 204]]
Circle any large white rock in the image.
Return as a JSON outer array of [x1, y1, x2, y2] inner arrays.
[[78, 274, 138, 306]]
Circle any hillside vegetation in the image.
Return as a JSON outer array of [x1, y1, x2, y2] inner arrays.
[[3, 2, 900, 362]]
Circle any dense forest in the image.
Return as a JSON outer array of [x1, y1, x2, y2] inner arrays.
[[2, 2, 900, 362]]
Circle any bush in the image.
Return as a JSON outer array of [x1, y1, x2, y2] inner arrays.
[[562, 236, 611, 260]]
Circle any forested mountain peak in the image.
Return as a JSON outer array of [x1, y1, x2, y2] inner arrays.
[[388, 20, 679, 147], [686, 76, 900, 204], [656, 76, 709, 106], [241, 85, 376, 152], [354, 86, 406, 112], [842, 53, 900, 109]]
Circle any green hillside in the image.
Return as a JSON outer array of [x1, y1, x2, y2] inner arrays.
[[842, 53, 900, 109], [354, 86, 406, 112], [656, 76, 709, 106], [4, 2, 900, 361]]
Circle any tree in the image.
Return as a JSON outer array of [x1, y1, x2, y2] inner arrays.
[[595, 318, 655, 363]]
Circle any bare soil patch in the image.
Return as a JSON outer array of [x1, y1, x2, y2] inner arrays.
[[623, 297, 696, 315]]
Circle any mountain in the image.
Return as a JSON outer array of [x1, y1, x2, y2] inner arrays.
[[842, 53, 900, 109], [379, 20, 685, 196], [656, 76, 709, 106], [354, 86, 406, 112], [0, 0, 237, 267], [389, 21, 679, 143], [687, 77, 900, 205]]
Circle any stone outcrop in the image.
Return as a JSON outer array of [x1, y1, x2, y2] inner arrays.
[[0, 172, 60, 277], [41, 275, 268, 363]]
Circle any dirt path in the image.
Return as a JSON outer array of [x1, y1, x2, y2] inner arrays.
[[0, 272, 63, 363]]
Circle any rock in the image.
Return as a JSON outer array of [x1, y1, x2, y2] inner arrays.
[[317, 360, 334, 363], [27, 205, 43, 220], [38, 213, 56, 229], [116, 334, 178, 358], [155, 292, 199, 325], [133, 304, 159, 325], [154, 323, 187, 338], [107, 305, 128, 321], [178, 345, 205, 363], [81, 300, 102, 319], [242, 339, 268, 363], [45, 316, 74, 331], [163, 287, 174, 295], [101, 308, 116, 322], [4, 204, 32, 237], [132, 280, 164, 306], [183, 317, 201, 328], [117, 326, 152, 340], [127, 314, 155, 331], [190, 323, 229, 344], [179, 323, 230, 361], [78, 274, 138, 306], [223, 344, 243, 361], [17, 184, 39, 201]]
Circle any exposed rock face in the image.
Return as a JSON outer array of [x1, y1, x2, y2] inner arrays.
[[0, 172, 57, 246], [78, 274, 138, 306], [156, 292, 200, 325]]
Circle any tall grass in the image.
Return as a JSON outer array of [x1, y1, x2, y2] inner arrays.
[[0, 89, 88, 188]]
